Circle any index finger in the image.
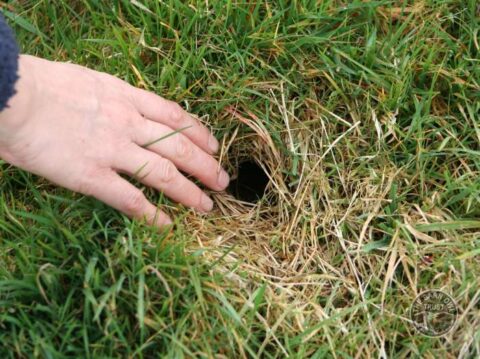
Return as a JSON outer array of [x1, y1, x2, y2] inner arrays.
[[128, 87, 219, 155]]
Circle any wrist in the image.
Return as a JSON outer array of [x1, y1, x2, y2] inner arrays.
[[0, 55, 38, 160], [0, 55, 37, 131]]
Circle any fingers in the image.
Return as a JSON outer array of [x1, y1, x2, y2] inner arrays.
[[79, 170, 172, 227], [113, 145, 215, 213], [132, 118, 229, 192], [128, 87, 219, 155]]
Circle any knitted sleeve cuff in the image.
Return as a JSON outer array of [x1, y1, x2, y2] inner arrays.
[[0, 12, 20, 112]]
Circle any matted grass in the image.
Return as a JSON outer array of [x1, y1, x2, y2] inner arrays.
[[1, 0, 479, 357]]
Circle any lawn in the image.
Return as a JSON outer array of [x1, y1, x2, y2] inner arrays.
[[1, 0, 479, 357]]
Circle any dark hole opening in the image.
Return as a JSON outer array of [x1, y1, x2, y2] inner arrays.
[[227, 160, 270, 203]]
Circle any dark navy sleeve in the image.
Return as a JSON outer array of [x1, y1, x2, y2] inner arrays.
[[0, 11, 20, 112]]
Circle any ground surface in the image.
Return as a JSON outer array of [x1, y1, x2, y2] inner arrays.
[[1, 1, 479, 358]]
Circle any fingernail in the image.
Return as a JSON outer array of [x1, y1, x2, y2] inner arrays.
[[208, 136, 219, 153], [217, 170, 230, 189], [201, 194, 214, 211]]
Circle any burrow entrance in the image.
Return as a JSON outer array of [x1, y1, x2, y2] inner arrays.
[[227, 160, 270, 203], [221, 126, 281, 206]]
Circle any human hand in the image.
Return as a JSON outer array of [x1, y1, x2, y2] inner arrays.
[[0, 55, 229, 227]]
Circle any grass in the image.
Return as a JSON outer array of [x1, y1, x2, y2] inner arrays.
[[1, 0, 479, 357]]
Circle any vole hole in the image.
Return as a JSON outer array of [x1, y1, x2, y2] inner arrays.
[[227, 160, 269, 203]]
